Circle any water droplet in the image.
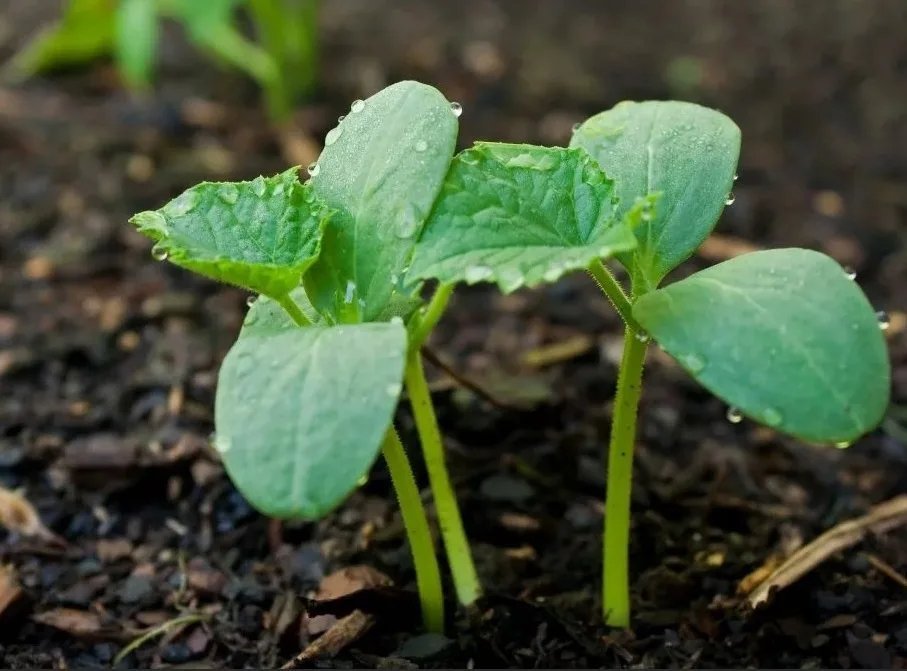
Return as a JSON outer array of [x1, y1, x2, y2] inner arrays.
[[726, 406, 743, 423], [834, 440, 852, 449], [396, 205, 420, 239], [386, 382, 402, 397], [733, 173, 739, 181], [252, 176, 267, 197], [246, 295, 257, 307], [725, 192, 736, 206], [680, 353, 705, 373], [344, 280, 356, 304], [634, 331, 650, 343], [357, 473, 369, 486], [763, 407, 782, 427], [464, 265, 493, 283], [338, 114, 346, 122], [169, 190, 199, 216], [350, 99, 365, 113], [571, 122, 581, 133], [307, 162, 320, 177], [151, 244, 169, 261], [415, 139, 428, 152], [876, 310, 890, 330], [214, 435, 232, 454], [449, 101, 463, 117], [218, 183, 239, 205], [325, 126, 343, 146], [843, 265, 857, 280]]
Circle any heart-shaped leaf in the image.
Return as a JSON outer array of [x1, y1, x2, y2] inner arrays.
[[633, 249, 890, 443], [214, 320, 407, 518], [303, 81, 459, 323], [130, 168, 328, 300], [571, 101, 740, 291], [409, 143, 637, 292]]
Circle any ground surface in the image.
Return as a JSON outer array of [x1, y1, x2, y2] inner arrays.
[[0, 1, 906, 668]]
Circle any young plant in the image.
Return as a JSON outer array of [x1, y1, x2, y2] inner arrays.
[[129, 81, 482, 633], [410, 102, 891, 627], [6, 0, 318, 121]]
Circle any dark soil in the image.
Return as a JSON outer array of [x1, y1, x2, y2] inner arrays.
[[1, 1, 906, 668]]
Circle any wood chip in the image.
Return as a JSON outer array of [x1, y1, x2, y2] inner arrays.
[[745, 495, 907, 607], [0, 486, 63, 544], [315, 565, 392, 601], [32, 608, 124, 640], [281, 609, 374, 668], [0, 564, 24, 621]]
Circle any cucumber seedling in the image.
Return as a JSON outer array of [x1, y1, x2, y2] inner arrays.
[[411, 101, 891, 627], [129, 81, 481, 633]]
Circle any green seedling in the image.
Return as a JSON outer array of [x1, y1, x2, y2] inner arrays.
[[6, 0, 318, 121], [411, 101, 891, 627], [129, 81, 481, 633]]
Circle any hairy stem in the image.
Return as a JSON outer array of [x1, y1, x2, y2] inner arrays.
[[588, 260, 641, 332], [381, 427, 445, 632], [276, 293, 311, 327], [404, 350, 482, 605]]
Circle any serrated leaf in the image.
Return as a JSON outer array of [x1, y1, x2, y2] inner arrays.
[[303, 81, 458, 323], [214, 321, 407, 518], [634, 249, 890, 442], [130, 168, 328, 299], [571, 101, 740, 291], [409, 143, 637, 292]]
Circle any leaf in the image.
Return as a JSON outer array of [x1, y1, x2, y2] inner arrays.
[[304, 81, 459, 323], [0, 485, 62, 544], [214, 321, 407, 518], [409, 143, 638, 292], [130, 168, 329, 300], [114, 0, 158, 88], [571, 100, 741, 291], [633, 249, 890, 442], [242, 287, 324, 335]]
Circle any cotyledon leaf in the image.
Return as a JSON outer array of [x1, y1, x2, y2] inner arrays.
[[409, 143, 638, 292], [130, 168, 329, 299], [214, 320, 407, 519], [633, 249, 890, 443], [571, 100, 740, 292], [303, 80, 458, 323]]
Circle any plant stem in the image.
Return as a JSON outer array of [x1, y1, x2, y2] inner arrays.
[[276, 293, 311, 327], [403, 349, 481, 605], [588, 260, 641, 332], [381, 427, 445, 632], [602, 323, 648, 627], [409, 284, 453, 350]]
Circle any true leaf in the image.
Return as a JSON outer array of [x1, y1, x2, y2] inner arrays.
[[409, 143, 638, 292], [571, 101, 740, 291], [633, 249, 890, 442], [130, 168, 329, 300], [304, 81, 458, 323], [214, 321, 407, 518]]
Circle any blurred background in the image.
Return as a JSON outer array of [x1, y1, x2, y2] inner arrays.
[[0, 1, 905, 667]]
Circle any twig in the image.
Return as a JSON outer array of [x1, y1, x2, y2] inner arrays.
[[113, 613, 209, 665], [866, 553, 907, 590], [420, 346, 522, 412], [281, 609, 373, 668]]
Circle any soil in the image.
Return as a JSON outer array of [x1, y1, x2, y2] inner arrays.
[[1, 1, 906, 668]]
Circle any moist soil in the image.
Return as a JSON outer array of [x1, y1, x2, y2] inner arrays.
[[1, 1, 906, 668]]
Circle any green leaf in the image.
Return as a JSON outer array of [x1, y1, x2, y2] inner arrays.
[[409, 143, 638, 292], [130, 168, 328, 300], [633, 249, 890, 443], [304, 81, 459, 323], [114, 0, 158, 88], [214, 321, 407, 518], [571, 101, 741, 291], [242, 287, 324, 335]]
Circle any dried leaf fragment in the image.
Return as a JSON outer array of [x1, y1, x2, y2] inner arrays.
[[0, 485, 62, 544]]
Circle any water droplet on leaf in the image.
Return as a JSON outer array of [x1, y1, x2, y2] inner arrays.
[[344, 280, 357, 304], [725, 192, 736, 205], [634, 331, 650, 343], [571, 122, 581, 133], [415, 139, 428, 152], [151, 244, 168, 261], [733, 173, 739, 181], [726, 406, 743, 423], [246, 295, 257, 307], [307, 162, 320, 177], [834, 440, 852, 449], [338, 114, 346, 122], [449, 101, 463, 117], [386, 382, 402, 397], [876, 310, 890, 330], [325, 126, 343, 146], [680, 353, 705, 373], [763, 407, 782, 426], [350, 99, 365, 113], [843, 265, 857, 280]]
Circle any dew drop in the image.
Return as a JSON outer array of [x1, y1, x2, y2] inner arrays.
[[214, 435, 232, 454], [843, 265, 857, 280], [386, 382, 402, 397], [344, 280, 357, 304], [415, 139, 428, 152], [357, 473, 369, 487], [307, 162, 320, 177], [218, 183, 239, 205], [571, 122, 581, 133], [725, 192, 736, 206], [634, 331, 650, 343], [680, 353, 705, 373], [246, 295, 257, 307], [324, 126, 343, 146], [876, 310, 890, 330], [464, 265, 493, 283], [350, 99, 365, 113], [733, 173, 739, 181], [338, 114, 346, 122], [834, 440, 852, 449], [151, 244, 169, 261], [449, 101, 463, 117], [726, 406, 743, 424], [763, 407, 783, 427]]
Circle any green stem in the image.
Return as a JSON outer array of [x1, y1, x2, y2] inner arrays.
[[404, 349, 481, 605], [276, 293, 311, 326], [602, 323, 647, 627], [409, 284, 454, 351], [381, 427, 445, 632], [588, 260, 641, 332]]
